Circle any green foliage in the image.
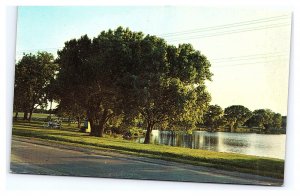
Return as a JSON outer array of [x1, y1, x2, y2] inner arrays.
[[14, 52, 58, 121], [272, 113, 282, 129], [55, 26, 212, 141], [203, 105, 225, 131], [246, 109, 283, 133], [118, 36, 212, 143], [224, 105, 252, 132]]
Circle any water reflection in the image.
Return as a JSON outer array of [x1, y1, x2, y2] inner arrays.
[[137, 130, 286, 159]]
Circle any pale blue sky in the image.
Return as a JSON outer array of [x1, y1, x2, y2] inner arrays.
[[16, 6, 291, 115]]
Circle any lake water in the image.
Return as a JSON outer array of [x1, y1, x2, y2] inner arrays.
[[137, 130, 286, 159]]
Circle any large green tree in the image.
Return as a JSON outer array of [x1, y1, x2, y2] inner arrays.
[[56, 28, 143, 137], [56, 27, 212, 141], [272, 113, 282, 129], [122, 40, 212, 143], [14, 52, 58, 121], [169, 85, 211, 132], [203, 104, 224, 131], [55, 35, 92, 128], [246, 109, 282, 132], [224, 105, 252, 132]]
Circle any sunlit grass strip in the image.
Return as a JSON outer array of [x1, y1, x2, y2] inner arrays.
[[12, 121, 284, 179]]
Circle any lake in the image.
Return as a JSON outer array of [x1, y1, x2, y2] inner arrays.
[[136, 130, 286, 159]]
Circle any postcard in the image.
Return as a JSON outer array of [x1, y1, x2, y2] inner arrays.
[[10, 6, 291, 186]]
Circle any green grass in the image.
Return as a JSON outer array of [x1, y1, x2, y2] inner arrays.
[[14, 112, 53, 119], [11, 120, 284, 179]]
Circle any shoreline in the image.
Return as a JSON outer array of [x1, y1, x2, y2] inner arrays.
[[11, 120, 285, 179]]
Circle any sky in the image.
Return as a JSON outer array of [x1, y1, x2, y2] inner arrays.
[[16, 6, 291, 115]]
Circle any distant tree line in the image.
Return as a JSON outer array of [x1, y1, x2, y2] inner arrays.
[[201, 105, 286, 134]]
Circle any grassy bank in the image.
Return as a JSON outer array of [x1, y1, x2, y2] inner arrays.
[[11, 120, 284, 179]]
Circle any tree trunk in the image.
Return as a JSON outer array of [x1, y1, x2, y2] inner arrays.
[[49, 101, 53, 118], [233, 123, 238, 132], [89, 119, 95, 135], [89, 109, 110, 137], [98, 124, 104, 137], [14, 111, 18, 121], [90, 125, 99, 136], [144, 122, 154, 144], [67, 116, 71, 126], [23, 111, 28, 120], [90, 124, 104, 137], [28, 109, 33, 122], [90, 119, 101, 137], [90, 119, 95, 135], [229, 123, 234, 132], [77, 116, 81, 128], [97, 109, 108, 137]]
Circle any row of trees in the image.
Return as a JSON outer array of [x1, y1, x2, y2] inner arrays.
[[202, 105, 285, 133], [13, 27, 286, 143], [14, 27, 212, 143]]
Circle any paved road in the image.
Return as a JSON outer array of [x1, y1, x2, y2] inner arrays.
[[10, 137, 283, 185]]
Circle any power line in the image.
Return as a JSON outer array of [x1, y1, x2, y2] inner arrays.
[[213, 58, 289, 68], [210, 51, 288, 61], [211, 54, 288, 63], [16, 22, 289, 54], [15, 15, 291, 66], [167, 23, 289, 42], [15, 15, 291, 54], [160, 14, 290, 37]]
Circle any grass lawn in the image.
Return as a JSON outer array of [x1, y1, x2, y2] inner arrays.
[[14, 112, 53, 119], [11, 120, 285, 179]]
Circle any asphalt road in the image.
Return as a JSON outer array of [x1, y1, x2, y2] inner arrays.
[[10, 137, 283, 186]]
